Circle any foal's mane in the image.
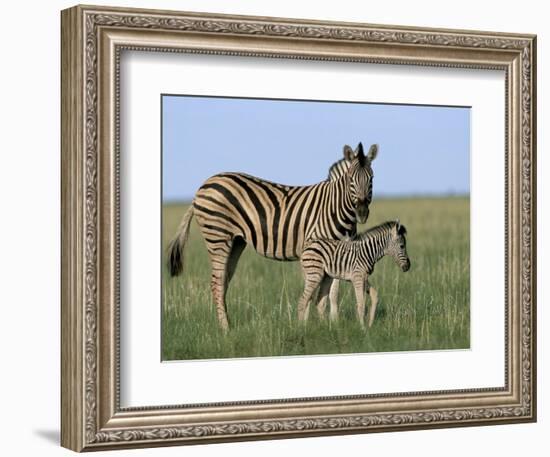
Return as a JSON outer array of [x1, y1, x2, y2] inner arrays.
[[356, 221, 399, 240]]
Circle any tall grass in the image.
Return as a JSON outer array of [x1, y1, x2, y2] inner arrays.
[[162, 197, 469, 360]]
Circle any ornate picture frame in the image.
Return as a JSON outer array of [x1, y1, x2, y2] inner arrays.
[[61, 4, 536, 451]]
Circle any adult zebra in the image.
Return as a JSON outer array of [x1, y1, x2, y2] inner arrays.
[[317, 146, 375, 318], [168, 142, 378, 330]]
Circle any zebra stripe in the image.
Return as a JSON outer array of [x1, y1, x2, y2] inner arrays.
[[168, 142, 378, 330], [327, 158, 350, 181], [298, 220, 410, 328], [194, 171, 356, 261]]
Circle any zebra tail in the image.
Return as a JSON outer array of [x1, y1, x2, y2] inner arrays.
[[167, 205, 194, 277]]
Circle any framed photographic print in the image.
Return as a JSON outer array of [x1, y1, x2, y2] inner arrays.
[[61, 4, 537, 452]]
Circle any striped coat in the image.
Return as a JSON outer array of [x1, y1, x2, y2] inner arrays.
[[193, 172, 355, 261], [168, 142, 378, 330]]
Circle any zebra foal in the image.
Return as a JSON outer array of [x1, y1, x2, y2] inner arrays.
[[298, 220, 410, 329]]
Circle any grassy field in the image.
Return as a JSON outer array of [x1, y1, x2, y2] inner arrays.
[[162, 197, 470, 360]]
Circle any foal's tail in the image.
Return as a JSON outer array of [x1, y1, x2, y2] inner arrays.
[[167, 205, 194, 277]]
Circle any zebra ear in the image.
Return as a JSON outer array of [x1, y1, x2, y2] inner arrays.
[[396, 219, 407, 235], [356, 142, 366, 166], [367, 144, 379, 162], [343, 145, 355, 161]]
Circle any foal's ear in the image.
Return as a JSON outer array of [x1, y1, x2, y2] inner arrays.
[[367, 144, 378, 162], [343, 144, 355, 161], [395, 218, 407, 235]]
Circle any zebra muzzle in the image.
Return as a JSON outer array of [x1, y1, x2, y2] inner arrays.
[[356, 206, 369, 224]]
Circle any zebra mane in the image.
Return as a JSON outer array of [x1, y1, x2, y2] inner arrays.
[[327, 158, 350, 181], [356, 221, 403, 240]]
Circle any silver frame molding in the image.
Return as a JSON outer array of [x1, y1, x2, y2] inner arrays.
[[61, 4, 537, 452]]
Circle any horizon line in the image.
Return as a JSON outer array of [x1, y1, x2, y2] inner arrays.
[[162, 193, 471, 205]]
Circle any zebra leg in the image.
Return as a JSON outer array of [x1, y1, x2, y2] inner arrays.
[[367, 284, 378, 328], [328, 279, 340, 321], [352, 275, 366, 330], [211, 238, 246, 330], [225, 237, 246, 288], [206, 239, 235, 332], [298, 274, 322, 322], [316, 290, 328, 319], [316, 276, 332, 320]]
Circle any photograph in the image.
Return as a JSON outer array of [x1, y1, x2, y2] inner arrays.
[[161, 94, 471, 360]]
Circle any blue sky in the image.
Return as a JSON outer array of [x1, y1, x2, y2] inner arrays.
[[162, 95, 470, 202]]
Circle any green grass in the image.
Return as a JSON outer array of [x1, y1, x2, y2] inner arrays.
[[162, 197, 470, 360]]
